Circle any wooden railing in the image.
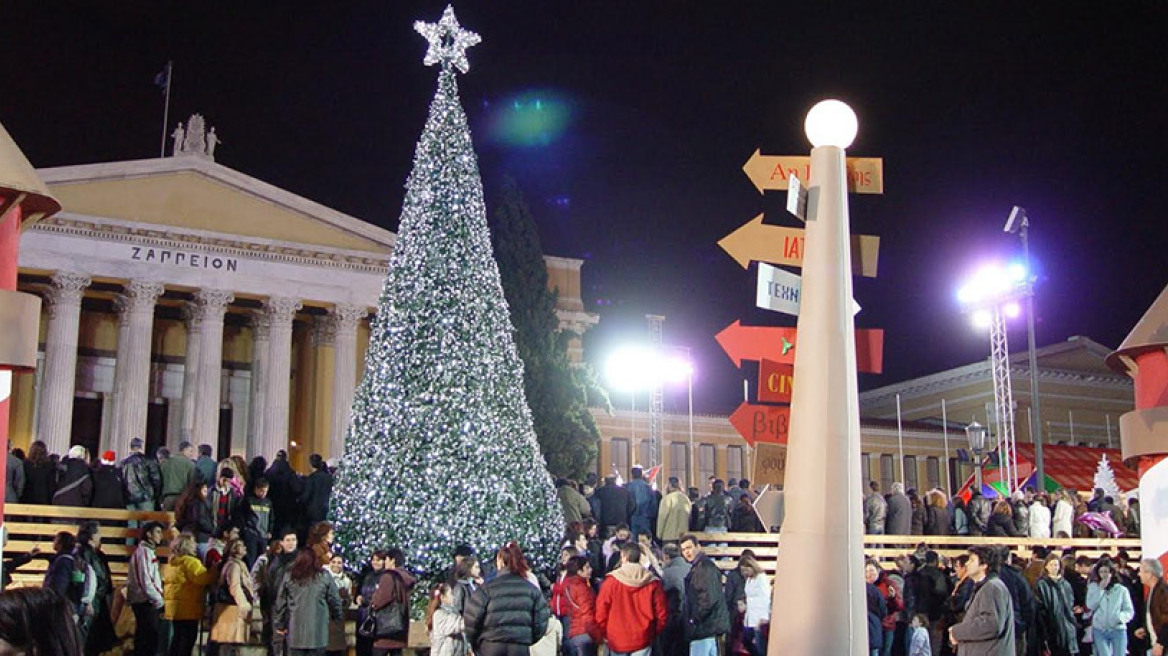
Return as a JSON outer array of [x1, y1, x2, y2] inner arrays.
[[2, 503, 175, 588], [693, 532, 1142, 577]]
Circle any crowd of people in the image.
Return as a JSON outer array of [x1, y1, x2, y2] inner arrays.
[[862, 482, 1140, 539], [0, 450, 1156, 656]]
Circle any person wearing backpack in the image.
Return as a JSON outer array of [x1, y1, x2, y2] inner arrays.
[[43, 531, 94, 624]]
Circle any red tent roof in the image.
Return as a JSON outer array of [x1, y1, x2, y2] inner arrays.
[[956, 443, 1139, 497], [1012, 443, 1138, 493]]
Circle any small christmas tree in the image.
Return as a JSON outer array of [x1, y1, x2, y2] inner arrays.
[[330, 6, 562, 588], [1093, 454, 1122, 504]]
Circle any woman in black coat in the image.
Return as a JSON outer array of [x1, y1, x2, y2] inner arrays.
[[20, 441, 56, 504], [463, 543, 551, 656], [174, 481, 215, 557], [985, 500, 1018, 537], [923, 490, 952, 536]]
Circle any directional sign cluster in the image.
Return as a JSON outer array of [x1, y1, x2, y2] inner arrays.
[[716, 149, 886, 448]]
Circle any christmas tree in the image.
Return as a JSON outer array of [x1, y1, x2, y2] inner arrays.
[[1093, 454, 1122, 504], [331, 6, 562, 585]]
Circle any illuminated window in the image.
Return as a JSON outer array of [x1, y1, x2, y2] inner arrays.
[[611, 438, 630, 481]]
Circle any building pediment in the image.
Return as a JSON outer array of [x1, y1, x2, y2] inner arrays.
[[36, 157, 394, 254]]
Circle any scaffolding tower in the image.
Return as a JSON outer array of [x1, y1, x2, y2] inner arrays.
[[988, 307, 1017, 495], [646, 314, 665, 469]]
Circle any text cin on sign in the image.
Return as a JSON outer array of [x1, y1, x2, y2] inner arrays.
[[758, 360, 794, 404], [130, 246, 239, 272]]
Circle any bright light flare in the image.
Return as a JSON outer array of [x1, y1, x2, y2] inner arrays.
[[957, 263, 1027, 307], [971, 309, 993, 329], [1003, 302, 1022, 318], [606, 347, 694, 391]]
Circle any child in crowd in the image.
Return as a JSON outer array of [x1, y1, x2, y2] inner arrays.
[[428, 582, 466, 656], [908, 613, 931, 656]]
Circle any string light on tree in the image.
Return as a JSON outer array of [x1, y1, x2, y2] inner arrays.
[[330, 5, 562, 598]]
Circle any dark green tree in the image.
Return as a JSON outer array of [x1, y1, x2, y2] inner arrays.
[[491, 179, 602, 480]]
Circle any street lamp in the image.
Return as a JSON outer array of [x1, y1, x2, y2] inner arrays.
[[605, 346, 695, 486], [957, 262, 1029, 495], [1004, 206, 1045, 489], [965, 420, 987, 492], [768, 99, 867, 656]]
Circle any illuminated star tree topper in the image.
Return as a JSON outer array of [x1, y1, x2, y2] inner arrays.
[[414, 5, 481, 74], [330, 6, 563, 597]]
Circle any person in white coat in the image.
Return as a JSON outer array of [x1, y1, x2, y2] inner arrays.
[[1028, 495, 1052, 539], [1052, 490, 1075, 538], [740, 554, 771, 656]]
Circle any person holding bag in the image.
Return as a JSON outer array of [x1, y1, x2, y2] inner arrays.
[[211, 539, 255, 653], [363, 548, 415, 656]]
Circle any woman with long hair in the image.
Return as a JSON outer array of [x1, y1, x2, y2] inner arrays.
[[274, 549, 343, 656], [211, 538, 256, 652], [1034, 554, 1078, 656], [463, 543, 550, 656], [0, 587, 84, 655], [306, 521, 335, 567], [986, 499, 1018, 537], [163, 533, 219, 656], [923, 489, 952, 536], [1086, 557, 1134, 656], [20, 440, 56, 504], [450, 555, 482, 616], [368, 548, 416, 656], [173, 480, 214, 559], [951, 496, 969, 536]]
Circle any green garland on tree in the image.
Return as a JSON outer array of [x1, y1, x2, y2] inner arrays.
[[330, 6, 563, 588]]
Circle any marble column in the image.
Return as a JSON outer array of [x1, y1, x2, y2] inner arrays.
[[246, 311, 271, 460], [189, 289, 234, 449], [37, 271, 91, 456], [261, 296, 301, 461], [179, 305, 202, 443], [329, 304, 366, 461], [109, 281, 165, 454]]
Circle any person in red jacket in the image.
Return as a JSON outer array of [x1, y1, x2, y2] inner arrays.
[[596, 542, 668, 656], [563, 556, 602, 656]]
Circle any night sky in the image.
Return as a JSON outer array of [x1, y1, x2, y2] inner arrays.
[[4, 2, 1167, 415]]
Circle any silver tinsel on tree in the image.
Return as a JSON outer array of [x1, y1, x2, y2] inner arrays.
[[331, 6, 562, 584]]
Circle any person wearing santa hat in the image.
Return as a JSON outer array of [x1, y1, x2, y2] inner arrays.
[[91, 450, 127, 509]]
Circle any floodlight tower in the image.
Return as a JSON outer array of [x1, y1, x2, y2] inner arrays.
[[647, 314, 665, 468], [958, 264, 1029, 495]]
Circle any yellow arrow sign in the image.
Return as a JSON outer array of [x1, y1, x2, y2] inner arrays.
[[718, 214, 880, 277], [742, 150, 884, 195]]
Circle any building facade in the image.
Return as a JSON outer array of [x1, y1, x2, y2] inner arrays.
[[9, 155, 596, 471]]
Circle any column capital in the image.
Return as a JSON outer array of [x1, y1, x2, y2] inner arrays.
[[187, 288, 235, 323], [115, 280, 166, 315], [45, 271, 91, 307], [330, 303, 368, 337], [312, 315, 337, 347], [263, 296, 302, 328]]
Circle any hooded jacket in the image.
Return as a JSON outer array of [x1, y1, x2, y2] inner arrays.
[[596, 562, 668, 652]]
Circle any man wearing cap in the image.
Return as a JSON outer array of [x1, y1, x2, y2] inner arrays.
[[122, 437, 162, 512]]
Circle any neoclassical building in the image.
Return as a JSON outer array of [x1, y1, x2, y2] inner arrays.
[[9, 154, 596, 471], [8, 152, 1137, 490]]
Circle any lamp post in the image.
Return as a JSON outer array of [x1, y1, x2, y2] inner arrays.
[[966, 420, 987, 493], [1005, 206, 1045, 488], [768, 100, 867, 656]]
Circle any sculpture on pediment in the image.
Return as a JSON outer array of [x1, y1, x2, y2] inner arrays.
[[206, 127, 220, 160], [171, 122, 185, 156], [183, 114, 207, 155]]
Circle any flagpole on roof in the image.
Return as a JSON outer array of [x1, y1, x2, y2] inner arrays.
[[942, 399, 951, 495], [157, 61, 173, 157]]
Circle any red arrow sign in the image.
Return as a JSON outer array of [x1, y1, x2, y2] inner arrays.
[[729, 403, 790, 447], [715, 320, 884, 374], [758, 360, 794, 404]]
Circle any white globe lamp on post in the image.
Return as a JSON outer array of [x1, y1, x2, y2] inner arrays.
[[767, 99, 868, 656]]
